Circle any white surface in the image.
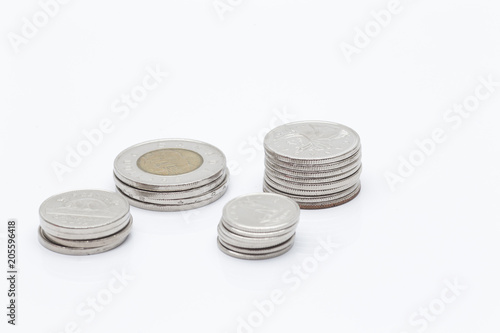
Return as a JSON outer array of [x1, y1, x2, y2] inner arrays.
[[1, 1, 500, 332]]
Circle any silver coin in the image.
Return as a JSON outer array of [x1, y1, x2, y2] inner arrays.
[[265, 165, 362, 191], [117, 184, 228, 211], [263, 180, 360, 203], [40, 211, 131, 240], [217, 238, 294, 260], [38, 226, 130, 256], [39, 189, 130, 233], [263, 180, 361, 203], [265, 148, 361, 171], [265, 158, 361, 180], [264, 174, 358, 196], [222, 193, 300, 233], [114, 169, 229, 205], [296, 183, 361, 209], [113, 168, 228, 200], [217, 223, 296, 249], [217, 234, 295, 255], [42, 217, 133, 249], [264, 121, 361, 164], [220, 218, 297, 238], [114, 139, 226, 192]]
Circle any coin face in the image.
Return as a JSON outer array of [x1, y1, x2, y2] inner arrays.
[[114, 139, 226, 191], [264, 121, 360, 162], [39, 190, 130, 230], [223, 193, 300, 233], [137, 148, 203, 176]]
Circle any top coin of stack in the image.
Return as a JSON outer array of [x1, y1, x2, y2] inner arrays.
[[114, 139, 229, 211], [263, 121, 362, 209], [38, 190, 133, 255]]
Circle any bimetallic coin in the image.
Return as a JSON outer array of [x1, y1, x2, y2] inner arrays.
[[114, 139, 226, 192], [222, 193, 300, 233], [117, 185, 228, 211], [264, 121, 361, 164], [114, 169, 228, 204]]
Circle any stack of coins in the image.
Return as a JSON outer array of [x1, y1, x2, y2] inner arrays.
[[114, 139, 229, 211], [38, 190, 132, 255], [217, 193, 300, 260], [263, 121, 362, 209]]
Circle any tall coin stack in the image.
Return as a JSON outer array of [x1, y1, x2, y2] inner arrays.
[[114, 139, 229, 211], [263, 121, 362, 209], [217, 193, 300, 260], [38, 190, 133, 255]]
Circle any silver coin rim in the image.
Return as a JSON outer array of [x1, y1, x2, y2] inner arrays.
[[42, 217, 133, 249], [217, 223, 296, 248], [217, 237, 294, 260], [217, 234, 295, 255]]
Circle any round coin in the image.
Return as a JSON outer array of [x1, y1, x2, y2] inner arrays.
[[217, 238, 294, 260], [114, 139, 226, 192], [222, 193, 300, 233]]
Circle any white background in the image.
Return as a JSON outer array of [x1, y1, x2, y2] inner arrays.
[[1, 1, 500, 332]]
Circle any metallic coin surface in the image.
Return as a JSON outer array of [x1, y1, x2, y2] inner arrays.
[[117, 185, 228, 211], [38, 227, 130, 256], [217, 235, 295, 255], [220, 218, 297, 238], [39, 190, 130, 233], [264, 121, 361, 163], [263, 180, 360, 203], [42, 217, 133, 249], [218, 223, 295, 249], [114, 168, 228, 203], [40, 212, 131, 240], [264, 149, 361, 171], [137, 148, 203, 176], [265, 166, 362, 191], [265, 159, 361, 181], [114, 139, 226, 192], [217, 238, 294, 260], [222, 193, 300, 233], [264, 174, 357, 196], [297, 183, 361, 209]]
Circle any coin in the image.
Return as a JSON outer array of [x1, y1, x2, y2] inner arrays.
[[114, 139, 226, 192], [39, 190, 130, 235], [216, 193, 300, 260], [38, 227, 130, 256], [263, 121, 362, 209], [222, 193, 300, 233], [42, 217, 133, 249], [114, 139, 229, 211], [264, 121, 361, 164], [217, 238, 294, 260]]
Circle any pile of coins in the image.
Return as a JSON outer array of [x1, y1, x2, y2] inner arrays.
[[114, 139, 229, 211], [38, 190, 132, 255], [217, 193, 300, 260], [263, 121, 362, 209]]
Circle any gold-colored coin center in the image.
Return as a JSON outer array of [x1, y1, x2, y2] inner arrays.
[[137, 148, 203, 176]]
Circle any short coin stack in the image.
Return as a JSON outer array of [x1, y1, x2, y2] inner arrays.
[[263, 121, 362, 209], [114, 139, 229, 211], [217, 193, 300, 260], [38, 190, 132, 255]]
